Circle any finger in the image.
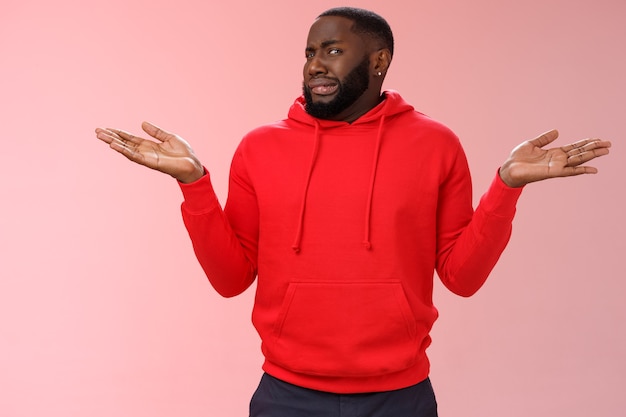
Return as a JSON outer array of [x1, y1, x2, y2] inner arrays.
[[561, 138, 604, 154], [142, 121, 173, 142], [561, 139, 611, 156], [95, 127, 139, 157], [528, 129, 559, 148], [108, 128, 144, 144], [560, 165, 599, 176], [567, 146, 611, 166], [95, 127, 114, 144], [565, 140, 598, 158], [95, 127, 126, 145], [106, 134, 147, 164]]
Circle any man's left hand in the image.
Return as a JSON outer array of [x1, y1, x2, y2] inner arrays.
[[499, 129, 611, 188]]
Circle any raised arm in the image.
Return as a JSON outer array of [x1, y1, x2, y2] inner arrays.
[[436, 129, 611, 297], [96, 122, 257, 296], [95, 121, 205, 184]]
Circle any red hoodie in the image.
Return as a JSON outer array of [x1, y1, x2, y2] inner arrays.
[[179, 91, 523, 393]]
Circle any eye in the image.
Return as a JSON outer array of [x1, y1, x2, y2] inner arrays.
[[305, 49, 315, 59], [328, 48, 342, 56]]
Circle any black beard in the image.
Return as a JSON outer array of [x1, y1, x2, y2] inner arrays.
[[303, 56, 370, 120]]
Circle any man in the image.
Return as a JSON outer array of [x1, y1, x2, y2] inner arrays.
[[95, 7, 610, 417]]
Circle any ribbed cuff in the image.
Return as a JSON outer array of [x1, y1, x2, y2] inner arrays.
[[178, 168, 220, 214], [478, 170, 524, 217]]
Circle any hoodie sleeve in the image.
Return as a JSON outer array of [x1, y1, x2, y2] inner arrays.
[[179, 148, 259, 297], [435, 144, 523, 297]]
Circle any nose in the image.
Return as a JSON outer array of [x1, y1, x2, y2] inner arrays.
[[306, 55, 327, 76]]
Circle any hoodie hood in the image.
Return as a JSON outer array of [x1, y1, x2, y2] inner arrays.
[[287, 90, 415, 253]]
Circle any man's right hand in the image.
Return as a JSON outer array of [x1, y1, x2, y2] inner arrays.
[[95, 121, 205, 184]]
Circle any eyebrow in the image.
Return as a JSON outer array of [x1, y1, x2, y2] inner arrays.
[[305, 39, 343, 52]]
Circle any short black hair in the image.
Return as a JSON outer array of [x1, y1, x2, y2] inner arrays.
[[318, 7, 394, 58]]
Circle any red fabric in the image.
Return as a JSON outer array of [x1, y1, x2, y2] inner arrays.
[[179, 91, 523, 393]]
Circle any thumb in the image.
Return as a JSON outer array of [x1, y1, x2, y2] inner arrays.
[[141, 121, 173, 142], [529, 129, 559, 148]]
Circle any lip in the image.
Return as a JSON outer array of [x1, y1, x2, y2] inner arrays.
[[307, 78, 339, 96]]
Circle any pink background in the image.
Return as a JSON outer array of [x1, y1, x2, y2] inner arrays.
[[1, 0, 624, 415]]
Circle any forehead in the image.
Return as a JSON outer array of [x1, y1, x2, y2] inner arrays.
[[306, 15, 365, 47]]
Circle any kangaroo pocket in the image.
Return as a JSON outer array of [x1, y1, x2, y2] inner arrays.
[[267, 281, 422, 377]]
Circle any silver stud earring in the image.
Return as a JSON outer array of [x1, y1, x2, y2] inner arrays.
[[377, 71, 382, 76]]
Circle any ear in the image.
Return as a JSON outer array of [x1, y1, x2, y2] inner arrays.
[[371, 48, 391, 77]]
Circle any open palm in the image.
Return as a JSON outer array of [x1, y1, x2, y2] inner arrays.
[[95, 121, 204, 183], [499, 130, 611, 188]]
